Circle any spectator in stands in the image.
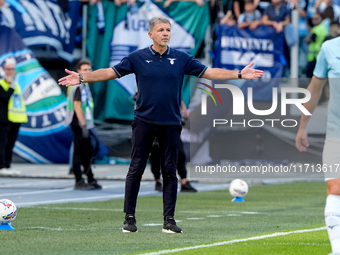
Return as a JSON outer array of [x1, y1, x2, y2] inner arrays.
[[298, 0, 309, 29], [0, 59, 27, 175], [233, 0, 245, 20], [315, 0, 332, 12], [64, 60, 102, 190], [209, 0, 234, 25], [256, 0, 272, 12], [307, 0, 317, 27], [298, 0, 310, 76], [220, 10, 237, 25], [305, 12, 328, 77], [237, 0, 262, 29], [0, 0, 7, 26], [315, 0, 340, 20], [262, 0, 291, 33], [162, 0, 204, 8], [321, 5, 335, 32], [324, 20, 340, 40]]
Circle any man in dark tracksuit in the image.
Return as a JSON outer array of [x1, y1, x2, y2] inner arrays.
[[65, 61, 102, 190], [58, 16, 263, 233]]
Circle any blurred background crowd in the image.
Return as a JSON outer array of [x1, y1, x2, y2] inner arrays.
[[0, 0, 335, 167]]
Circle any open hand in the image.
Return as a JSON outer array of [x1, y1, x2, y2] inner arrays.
[[241, 61, 264, 80], [58, 69, 80, 87], [295, 129, 309, 152]]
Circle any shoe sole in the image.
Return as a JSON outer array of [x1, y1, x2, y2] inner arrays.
[[122, 229, 138, 233], [162, 228, 182, 233]]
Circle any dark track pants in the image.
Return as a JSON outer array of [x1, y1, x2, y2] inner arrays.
[[150, 139, 187, 180], [0, 122, 20, 169], [71, 125, 94, 183], [124, 118, 182, 216]]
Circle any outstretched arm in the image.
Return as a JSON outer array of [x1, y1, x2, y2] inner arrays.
[[58, 68, 118, 87], [201, 61, 263, 80], [295, 76, 327, 152]]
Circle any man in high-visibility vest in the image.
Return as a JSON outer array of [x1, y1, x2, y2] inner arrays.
[[0, 60, 27, 175], [305, 12, 328, 78]]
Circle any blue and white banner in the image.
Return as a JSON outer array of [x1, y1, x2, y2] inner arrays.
[[0, 25, 72, 163], [0, 0, 80, 62], [213, 25, 284, 101], [109, 2, 195, 96]]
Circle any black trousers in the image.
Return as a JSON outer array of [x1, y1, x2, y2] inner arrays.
[[71, 125, 94, 183], [0, 122, 20, 169], [305, 59, 317, 78], [149, 139, 187, 180], [124, 118, 182, 216]]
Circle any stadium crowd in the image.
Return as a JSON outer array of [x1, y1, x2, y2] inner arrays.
[[1, 0, 340, 78], [75, 0, 340, 78]]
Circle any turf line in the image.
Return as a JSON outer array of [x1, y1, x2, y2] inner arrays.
[[33, 206, 123, 211], [16, 190, 158, 207], [139, 226, 327, 255], [26, 226, 121, 231]]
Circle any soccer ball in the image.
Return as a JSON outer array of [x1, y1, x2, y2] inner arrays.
[[0, 199, 17, 223], [229, 179, 248, 198]]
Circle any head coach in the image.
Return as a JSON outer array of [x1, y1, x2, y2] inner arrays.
[[59, 16, 263, 233]]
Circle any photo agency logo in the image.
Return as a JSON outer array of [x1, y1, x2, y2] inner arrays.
[[198, 83, 312, 128]]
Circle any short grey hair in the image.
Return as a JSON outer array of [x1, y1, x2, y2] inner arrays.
[[5, 58, 16, 66], [149, 16, 171, 32]]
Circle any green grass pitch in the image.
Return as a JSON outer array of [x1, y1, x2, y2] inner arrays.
[[0, 182, 331, 254]]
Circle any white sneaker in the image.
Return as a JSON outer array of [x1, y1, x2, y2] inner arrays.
[[0, 168, 21, 175]]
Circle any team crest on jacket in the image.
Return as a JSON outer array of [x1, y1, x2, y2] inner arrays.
[[168, 58, 176, 65]]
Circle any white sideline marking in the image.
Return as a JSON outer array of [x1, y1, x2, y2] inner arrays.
[[16, 191, 158, 207], [28, 227, 64, 231], [178, 211, 221, 214], [33, 207, 122, 212], [143, 223, 163, 227], [272, 242, 328, 246], [0, 187, 73, 196], [0, 184, 126, 197], [138, 227, 327, 255], [187, 218, 204, 220], [227, 214, 241, 216], [0, 180, 71, 188], [241, 212, 259, 214], [26, 226, 119, 231], [206, 215, 222, 218]]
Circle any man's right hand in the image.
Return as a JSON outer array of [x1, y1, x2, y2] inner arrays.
[[295, 128, 309, 152], [81, 124, 90, 139], [58, 69, 80, 87]]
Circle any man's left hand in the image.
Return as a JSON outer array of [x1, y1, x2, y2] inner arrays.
[[241, 61, 264, 80]]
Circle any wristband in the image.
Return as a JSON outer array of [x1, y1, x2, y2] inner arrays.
[[79, 74, 84, 84], [238, 70, 242, 79]]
